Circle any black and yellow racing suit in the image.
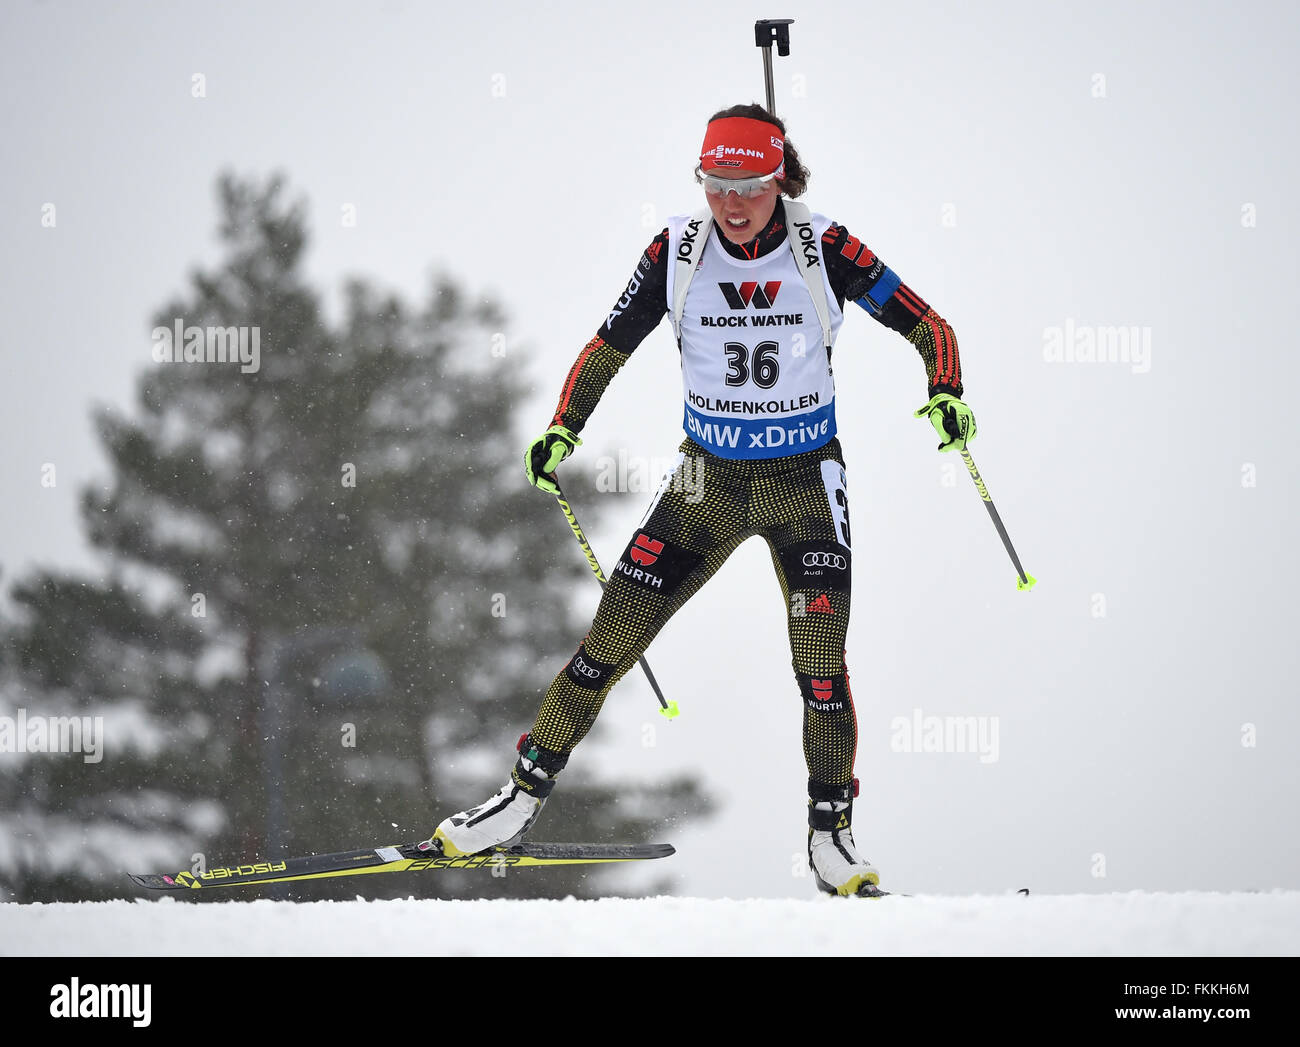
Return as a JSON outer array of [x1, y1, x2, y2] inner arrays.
[[524, 198, 963, 792]]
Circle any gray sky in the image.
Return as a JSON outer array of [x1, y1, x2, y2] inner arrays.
[[3, 0, 1297, 898]]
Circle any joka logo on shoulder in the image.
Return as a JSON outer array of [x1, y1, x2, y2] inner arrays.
[[718, 281, 781, 310], [628, 532, 665, 566]]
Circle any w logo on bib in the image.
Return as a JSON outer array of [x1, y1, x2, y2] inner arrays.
[[718, 281, 782, 310]]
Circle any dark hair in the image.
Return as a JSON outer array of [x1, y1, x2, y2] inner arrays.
[[696, 103, 809, 198]]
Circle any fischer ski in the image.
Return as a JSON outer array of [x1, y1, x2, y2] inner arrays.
[[129, 840, 675, 891]]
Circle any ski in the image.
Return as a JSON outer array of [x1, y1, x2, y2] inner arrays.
[[128, 840, 675, 891]]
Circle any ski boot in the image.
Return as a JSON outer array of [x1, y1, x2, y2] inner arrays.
[[420, 734, 568, 858], [807, 778, 882, 897]]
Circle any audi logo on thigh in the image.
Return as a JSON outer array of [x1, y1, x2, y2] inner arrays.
[[802, 551, 847, 569], [572, 656, 601, 679]]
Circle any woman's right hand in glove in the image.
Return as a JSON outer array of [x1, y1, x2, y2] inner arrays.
[[524, 424, 582, 495]]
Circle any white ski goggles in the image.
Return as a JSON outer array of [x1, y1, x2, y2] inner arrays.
[[697, 166, 780, 199]]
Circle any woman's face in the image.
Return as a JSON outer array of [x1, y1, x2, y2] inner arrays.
[[705, 169, 781, 244]]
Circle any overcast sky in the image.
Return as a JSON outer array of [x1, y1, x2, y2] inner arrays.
[[3, 0, 1297, 899]]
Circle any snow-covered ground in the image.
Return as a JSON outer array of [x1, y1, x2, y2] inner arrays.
[[4, 891, 1297, 956]]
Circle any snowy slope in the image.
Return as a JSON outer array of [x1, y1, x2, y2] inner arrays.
[[4, 892, 1297, 956]]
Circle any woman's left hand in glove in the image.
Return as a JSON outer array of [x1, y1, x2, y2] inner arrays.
[[914, 393, 977, 452]]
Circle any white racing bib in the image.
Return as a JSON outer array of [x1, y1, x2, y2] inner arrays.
[[666, 209, 843, 459]]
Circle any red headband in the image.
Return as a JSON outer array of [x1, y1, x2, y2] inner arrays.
[[699, 116, 785, 176]]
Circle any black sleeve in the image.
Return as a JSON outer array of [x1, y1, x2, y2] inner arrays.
[[550, 230, 671, 434], [821, 221, 964, 398], [595, 229, 669, 353]]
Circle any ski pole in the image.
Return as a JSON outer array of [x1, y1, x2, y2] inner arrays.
[[958, 448, 1036, 591], [552, 482, 681, 719], [754, 18, 794, 117]]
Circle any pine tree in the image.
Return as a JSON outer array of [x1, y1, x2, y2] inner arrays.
[[0, 173, 707, 902]]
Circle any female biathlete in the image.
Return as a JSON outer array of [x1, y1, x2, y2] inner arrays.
[[423, 104, 975, 897]]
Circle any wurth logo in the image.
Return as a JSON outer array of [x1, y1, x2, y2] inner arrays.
[[718, 281, 782, 309], [802, 673, 843, 712], [629, 533, 664, 566]]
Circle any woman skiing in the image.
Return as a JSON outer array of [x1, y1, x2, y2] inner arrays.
[[423, 104, 975, 897]]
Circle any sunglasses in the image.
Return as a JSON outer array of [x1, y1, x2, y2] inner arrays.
[[697, 166, 779, 199]]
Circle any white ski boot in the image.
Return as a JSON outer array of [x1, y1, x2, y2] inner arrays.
[[807, 779, 881, 897], [420, 735, 565, 858]]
